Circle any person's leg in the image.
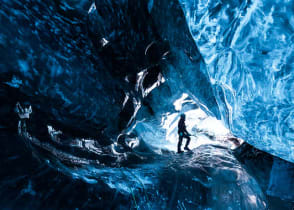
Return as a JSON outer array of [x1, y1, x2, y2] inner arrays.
[[184, 135, 191, 150], [178, 135, 183, 153]]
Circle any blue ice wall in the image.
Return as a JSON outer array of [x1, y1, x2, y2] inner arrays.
[[179, 0, 294, 162], [1, 0, 293, 164], [0, 0, 219, 142]]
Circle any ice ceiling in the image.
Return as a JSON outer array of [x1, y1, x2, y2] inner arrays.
[[179, 0, 294, 162], [1, 0, 293, 164]]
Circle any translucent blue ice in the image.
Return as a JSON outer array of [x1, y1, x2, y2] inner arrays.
[[179, 0, 294, 162], [267, 158, 294, 200], [1, 0, 292, 207], [1, 0, 293, 163]]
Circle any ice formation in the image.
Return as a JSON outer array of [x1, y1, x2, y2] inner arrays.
[[0, 0, 294, 209], [179, 0, 294, 162]]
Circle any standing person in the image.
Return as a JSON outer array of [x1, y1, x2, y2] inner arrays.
[[177, 114, 191, 153]]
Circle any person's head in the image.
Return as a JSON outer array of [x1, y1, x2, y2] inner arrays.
[[180, 113, 185, 120]]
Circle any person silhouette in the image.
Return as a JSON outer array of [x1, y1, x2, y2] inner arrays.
[[177, 114, 191, 153]]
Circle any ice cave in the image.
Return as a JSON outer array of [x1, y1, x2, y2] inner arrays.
[[0, 0, 294, 209]]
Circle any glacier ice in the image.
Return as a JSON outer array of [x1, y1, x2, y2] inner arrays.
[[15, 110, 268, 209], [0, 0, 219, 143], [179, 0, 294, 162], [0, 0, 294, 208], [267, 157, 294, 200]]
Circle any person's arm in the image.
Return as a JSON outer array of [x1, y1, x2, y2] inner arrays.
[[16, 102, 24, 114], [178, 119, 184, 132]]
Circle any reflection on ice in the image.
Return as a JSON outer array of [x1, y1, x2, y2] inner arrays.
[[15, 101, 268, 209], [1, 0, 294, 208], [136, 93, 235, 152], [179, 0, 294, 162], [173, 93, 189, 111]]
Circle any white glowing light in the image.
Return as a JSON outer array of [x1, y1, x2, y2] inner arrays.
[[173, 93, 189, 111], [88, 3, 96, 14]]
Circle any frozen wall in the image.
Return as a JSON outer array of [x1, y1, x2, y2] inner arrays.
[[179, 0, 294, 162], [1, 0, 293, 163]]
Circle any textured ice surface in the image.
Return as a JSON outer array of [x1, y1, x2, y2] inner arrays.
[[16, 113, 267, 209], [1, 0, 294, 208], [0, 0, 218, 141], [1, 1, 293, 163], [134, 94, 233, 152], [179, 0, 294, 162]]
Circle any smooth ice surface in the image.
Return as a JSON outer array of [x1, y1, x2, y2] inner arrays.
[[267, 158, 294, 200], [179, 0, 294, 162]]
